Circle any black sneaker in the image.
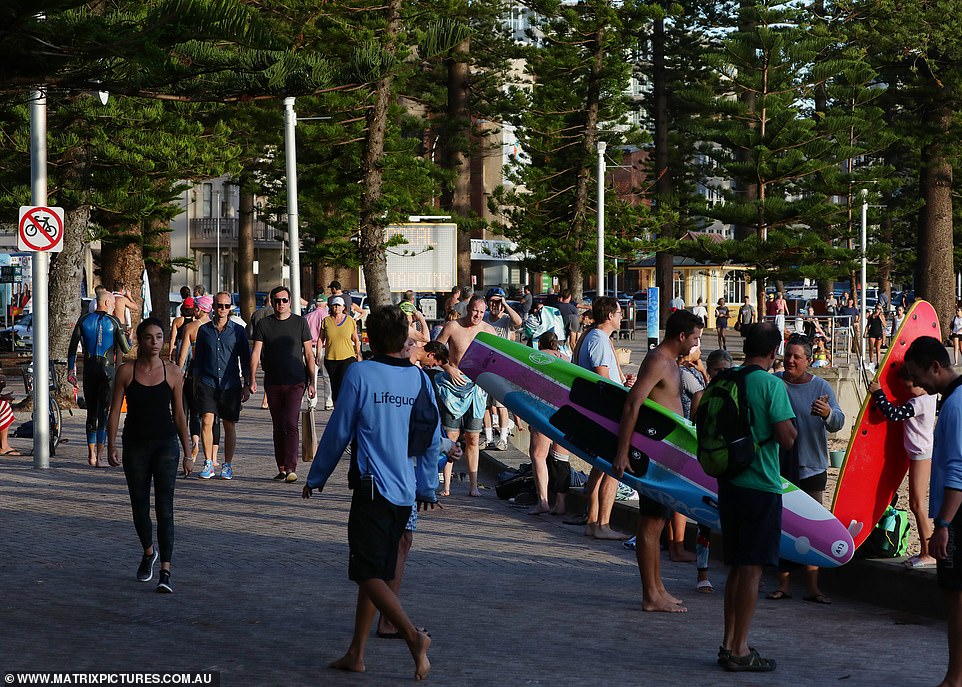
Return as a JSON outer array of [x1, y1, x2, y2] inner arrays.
[[137, 550, 159, 582], [273, 471, 288, 480], [155, 569, 173, 594]]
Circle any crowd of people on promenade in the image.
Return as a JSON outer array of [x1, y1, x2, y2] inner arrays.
[[28, 281, 962, 684]]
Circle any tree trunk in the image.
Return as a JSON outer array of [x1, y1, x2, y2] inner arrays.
[[48, 206, 89, 396], [653, 16, 674, 321], [916, 105, 956, 335], [100, 221, 144, 347], [734, 0, 758, 242], [238, 187, 256, 322], [568, 18, 605, 300], [144, 219, 171, 337], [358, 0, 402, 308], [441, 38, 473, 288]]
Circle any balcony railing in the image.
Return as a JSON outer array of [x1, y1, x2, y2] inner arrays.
[[189, 218, 280, 246]]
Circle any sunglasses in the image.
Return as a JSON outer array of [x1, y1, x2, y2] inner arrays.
[[273, 297, 289, 304], [216, 303, 232, 309]]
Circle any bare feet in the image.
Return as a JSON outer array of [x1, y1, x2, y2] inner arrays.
[[437, 490, 450, 497], [88, 455, 97, 467], [669, 545, 697, 563], [409, 630, 431, 680], [330, 652, 365, 674], [468, 488, 482, 497], [643, 592, 688, 612], [584, 524, 596, 537], [593, 525, 628, 541], [528, 503, 550, 515], [548, 508, 566, 516]]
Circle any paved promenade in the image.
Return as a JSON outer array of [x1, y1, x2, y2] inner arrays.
[[0, 399, 951, 686]]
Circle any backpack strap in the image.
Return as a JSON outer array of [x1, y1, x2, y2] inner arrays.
[[733, 364, 773, 447]]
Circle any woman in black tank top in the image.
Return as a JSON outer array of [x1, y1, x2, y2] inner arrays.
[[107, 318, 190, 593]]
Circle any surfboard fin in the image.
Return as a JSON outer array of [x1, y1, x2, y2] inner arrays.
[[569, 377, 675, 441], [550, 405, 650, 476], [847, 520, 863, 538]]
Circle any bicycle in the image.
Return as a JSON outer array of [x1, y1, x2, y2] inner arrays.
[[21, 359, 72, 450]]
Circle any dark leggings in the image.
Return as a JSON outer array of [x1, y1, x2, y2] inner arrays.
[[324, 357, 356, 403], [82, 365, 113, 445], [123, 437, 179, 563]]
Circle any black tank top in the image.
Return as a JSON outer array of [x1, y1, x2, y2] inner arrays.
[[123, 361, 176, 442]]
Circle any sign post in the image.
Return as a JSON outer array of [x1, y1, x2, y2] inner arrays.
[[29, 91, 52, 469]]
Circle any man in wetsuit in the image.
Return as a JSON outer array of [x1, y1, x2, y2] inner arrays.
[[68, 289, 131, 467]]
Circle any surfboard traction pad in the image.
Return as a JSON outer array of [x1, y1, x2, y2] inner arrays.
[[830, 300, 941, 548]]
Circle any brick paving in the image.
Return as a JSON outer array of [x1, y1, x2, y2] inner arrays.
[[0, 393, 951, 686]]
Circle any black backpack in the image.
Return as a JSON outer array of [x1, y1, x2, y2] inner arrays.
[[408, 369, 439, 456], [695, 365, 762, 479]]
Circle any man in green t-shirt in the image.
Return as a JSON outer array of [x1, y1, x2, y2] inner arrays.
[[717, 322, 796, 672]]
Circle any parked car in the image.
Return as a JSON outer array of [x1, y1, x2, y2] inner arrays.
[[0, 312, 33, 351]]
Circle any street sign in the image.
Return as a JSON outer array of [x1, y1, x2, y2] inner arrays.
[[0, 266, 23, 284], [18, 206, 64, 253]]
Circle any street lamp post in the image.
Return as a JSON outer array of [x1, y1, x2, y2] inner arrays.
[[215, 188, 221, 294], [30, 89, 51, 470], [597, 141, 606, 296], [283, 98, 302, 314]]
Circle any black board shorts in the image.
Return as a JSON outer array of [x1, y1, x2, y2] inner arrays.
[[638, 493, 672, 520], [937, 514, 962, 591], [718, 481, 782, 567], [195, 383, 242, 423], [347, 478, 412, 582], [547, 456, 570, 494]]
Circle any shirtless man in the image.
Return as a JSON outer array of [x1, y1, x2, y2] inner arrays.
[[612, 309, 703, 612], [112, 282, 138, 333], [436, 295, 496, 496]]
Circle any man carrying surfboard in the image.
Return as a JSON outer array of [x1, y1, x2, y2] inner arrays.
[[902, 335, 962, 687], [611, 309, 703, 612], [436, 294, 497, 497], [714, 322, 797, 672]]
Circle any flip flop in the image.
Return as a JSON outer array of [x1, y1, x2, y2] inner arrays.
[[766, 590, 792, 600], [904, 555, 936, 569], [0, 449, 27, 456], [803, 593, 832, 605], [377, 625, 430, 639], [696, 579, 714, 594]]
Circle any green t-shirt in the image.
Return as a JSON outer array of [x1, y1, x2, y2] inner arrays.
[[729, 366, 796, 493]]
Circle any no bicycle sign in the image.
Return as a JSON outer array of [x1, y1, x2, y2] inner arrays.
[[18, 205, 64, 253]]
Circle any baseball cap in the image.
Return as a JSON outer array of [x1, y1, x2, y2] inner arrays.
[[486, 287, 506, 299], [329, 296, 345, 307], [314, 293, 325, 303], [182, 297, 195, 308], [197, 295, 213, 313]]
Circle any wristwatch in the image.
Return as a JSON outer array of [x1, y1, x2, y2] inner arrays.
[[935, 517, 952, 529]]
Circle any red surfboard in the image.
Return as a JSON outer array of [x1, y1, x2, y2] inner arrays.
[[831, 300, 941, 549]]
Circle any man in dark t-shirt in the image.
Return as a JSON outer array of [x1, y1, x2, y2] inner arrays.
[[556, 289, 582, 351], [249, 286, 316, 482]]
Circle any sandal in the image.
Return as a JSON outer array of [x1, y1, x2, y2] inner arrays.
[[696, 579, 714, 594], [803, 593, 832, 605], [765, 590, 791, 600], [725, 648, 776, 672]]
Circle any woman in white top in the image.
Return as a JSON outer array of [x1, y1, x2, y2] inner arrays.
[[692, 298, 708, 327]]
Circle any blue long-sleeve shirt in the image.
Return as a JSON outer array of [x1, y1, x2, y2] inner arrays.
[[932, 378, 962, 518], [307, 355, 440, 506], [192, 320, 251, 390]]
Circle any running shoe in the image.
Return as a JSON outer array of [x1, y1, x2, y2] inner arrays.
[[136, 549, 159, 582], [156, 569, 173, 594], [273, 471, 287, 480], [285, 472, 298, 483], [220, 463, 233, 480], [494, 439, 508, 451], [199, 460, 214, 479]]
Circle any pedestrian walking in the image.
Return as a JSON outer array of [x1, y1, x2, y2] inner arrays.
[[192, 292, 252, 481], [106, 318, 191, 593], [249, 286, 316, 483], [68, 289, 131, 467], [303, 305, 439, 680]]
